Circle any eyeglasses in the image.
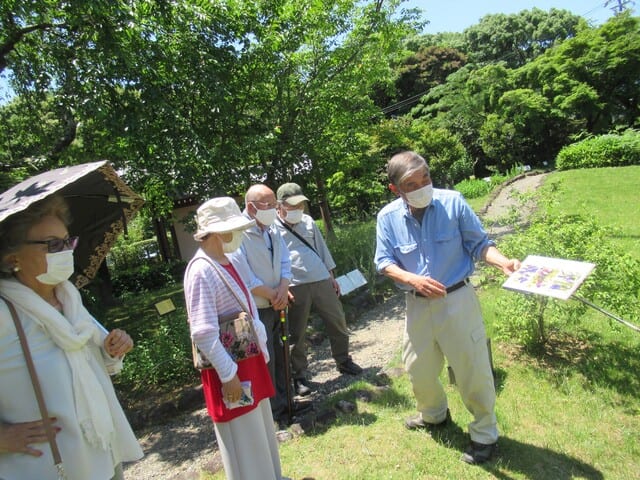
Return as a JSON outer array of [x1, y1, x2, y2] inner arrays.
[[25, 236, 79, 253]]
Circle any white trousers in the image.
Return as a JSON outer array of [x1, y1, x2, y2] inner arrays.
[[403, 284, 498, 444], [214, 399, 283, 480]]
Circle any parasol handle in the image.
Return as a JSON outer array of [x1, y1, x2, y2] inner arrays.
[[572, 294, 640, 334]]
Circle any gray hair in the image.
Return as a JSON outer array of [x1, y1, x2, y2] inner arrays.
[[0, 195, 71, 276], [387, 151, 430, 186]]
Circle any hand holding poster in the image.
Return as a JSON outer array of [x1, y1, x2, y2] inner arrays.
[[501, 255, 595, 300], [502, 255, 640, 333]]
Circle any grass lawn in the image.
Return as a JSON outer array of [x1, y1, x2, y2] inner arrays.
[[541, 166, 640, 261]]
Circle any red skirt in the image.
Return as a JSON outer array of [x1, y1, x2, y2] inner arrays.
[[201, 354, 274, 422]]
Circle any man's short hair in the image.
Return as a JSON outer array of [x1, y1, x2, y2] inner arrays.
[[387, 151, 430, 186]]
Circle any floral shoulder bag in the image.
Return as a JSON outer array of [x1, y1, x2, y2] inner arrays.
[[187, 257, 261, 370]]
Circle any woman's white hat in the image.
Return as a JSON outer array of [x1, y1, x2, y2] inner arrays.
[[193, 197, 255, 240]]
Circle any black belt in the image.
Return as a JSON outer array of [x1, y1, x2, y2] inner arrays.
[[413, 278, 469, 298]]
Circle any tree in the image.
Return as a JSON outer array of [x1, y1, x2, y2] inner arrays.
[[515, 12, 640, 136], [413, 64, 513, 176], [391, 45, 466, 114], [463, 8, 584, 68], [1, 0, 419, 234], [479, 89, 556, 170], [365, 115, 472, 189]]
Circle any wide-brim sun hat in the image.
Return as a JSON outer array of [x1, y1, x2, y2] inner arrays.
[[194, 197, 255, 240], [277, 182, 309, 206]]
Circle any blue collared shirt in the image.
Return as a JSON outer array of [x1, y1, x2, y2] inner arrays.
[[374, 189, 494, 290]]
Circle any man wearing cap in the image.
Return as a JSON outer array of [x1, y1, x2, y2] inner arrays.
[[275, 182, 362, 396], [231, 184, 312, 426]]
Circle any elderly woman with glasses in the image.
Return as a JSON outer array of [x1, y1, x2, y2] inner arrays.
[[0, 195, 143, 480]]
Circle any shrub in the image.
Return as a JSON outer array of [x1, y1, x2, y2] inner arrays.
[[495, 212, 640, 346], [113, 309, 198, 394], [454, 178, 491, 199], [326, 220, 385, 296], [111, 260, 186, 297], [108, 238, 161, 269], [556, 130, 640, 170], [454, 170, 511, 199]]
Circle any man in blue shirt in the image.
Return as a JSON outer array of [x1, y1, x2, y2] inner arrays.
[[374, 151, 520, 465]]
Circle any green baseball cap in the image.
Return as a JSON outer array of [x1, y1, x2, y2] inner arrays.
[[277, 182, 309, 205]]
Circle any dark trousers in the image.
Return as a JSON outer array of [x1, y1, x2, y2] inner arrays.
[[288, 279, 350, 378], [258, 307, 290, 417]]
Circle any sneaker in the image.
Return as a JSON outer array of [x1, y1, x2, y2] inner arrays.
[[404, 409, 450, 431], [294, 378, 313, 396], [337, 358, 363, 375], [461, 441, 497, 464]]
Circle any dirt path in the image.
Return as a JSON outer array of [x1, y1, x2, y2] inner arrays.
[[123, 173, 548, 479], [481, 172, 548, 239]]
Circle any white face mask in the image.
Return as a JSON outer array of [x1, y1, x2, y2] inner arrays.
[[254, 207, 277, 227], [403, 184, 433, 209], [284, 208, 303, 224], [36, 250, 75, 285], [222, 231, 244, 253]]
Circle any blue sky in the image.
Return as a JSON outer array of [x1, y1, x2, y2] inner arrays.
[[403, 0, 631, 33]]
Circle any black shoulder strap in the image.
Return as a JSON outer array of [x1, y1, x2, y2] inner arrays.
[[277, 218, 320, 257]]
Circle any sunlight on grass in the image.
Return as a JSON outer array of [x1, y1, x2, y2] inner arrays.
[[542, 166, 640, 261]]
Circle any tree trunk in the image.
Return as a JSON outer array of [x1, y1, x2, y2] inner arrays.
[[94, 261, 119, 307], [314, 173, 335, 240]]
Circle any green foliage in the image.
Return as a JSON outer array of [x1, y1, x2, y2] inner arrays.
[[453, 178, 492, 199], [463, 8, 584, 67], [114, 310, 197, 394], [495, 211, 640, 347], [516, 13, 640, 136], [392, 45, 467, 113], [325, 169, 388, 221], [1, 0, 421, 220], [111, 260, 185, 297], [556, 130, 640, 170], [325, 220, 390, 297], [480, 88, 556, 169], [414, 13, 640, 178], [366, 116, 473, 188], [108, 239, 160, 269], [414, 63, 513, 176]]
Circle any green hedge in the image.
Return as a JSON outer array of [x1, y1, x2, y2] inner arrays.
[[107, 238, 160, 269], [556, 130, 640, 170], [111, 260, 186, 297], [454, 172, 509, 199]]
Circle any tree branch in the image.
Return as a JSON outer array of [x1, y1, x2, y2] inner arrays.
[[0, 22, 65, 73]]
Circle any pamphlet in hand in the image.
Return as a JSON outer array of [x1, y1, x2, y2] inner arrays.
[[222, 381, 254, 409], [502, 255, 595, 300], [335, 269, 368, 296]]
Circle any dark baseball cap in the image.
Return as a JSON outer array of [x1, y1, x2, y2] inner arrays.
[[276, 182, 309, 205]]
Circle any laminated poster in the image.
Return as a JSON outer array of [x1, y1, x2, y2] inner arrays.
[[501, 255, 595, 300]]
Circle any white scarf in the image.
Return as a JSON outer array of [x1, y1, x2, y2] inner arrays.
[[0, 278, 115, 450]]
